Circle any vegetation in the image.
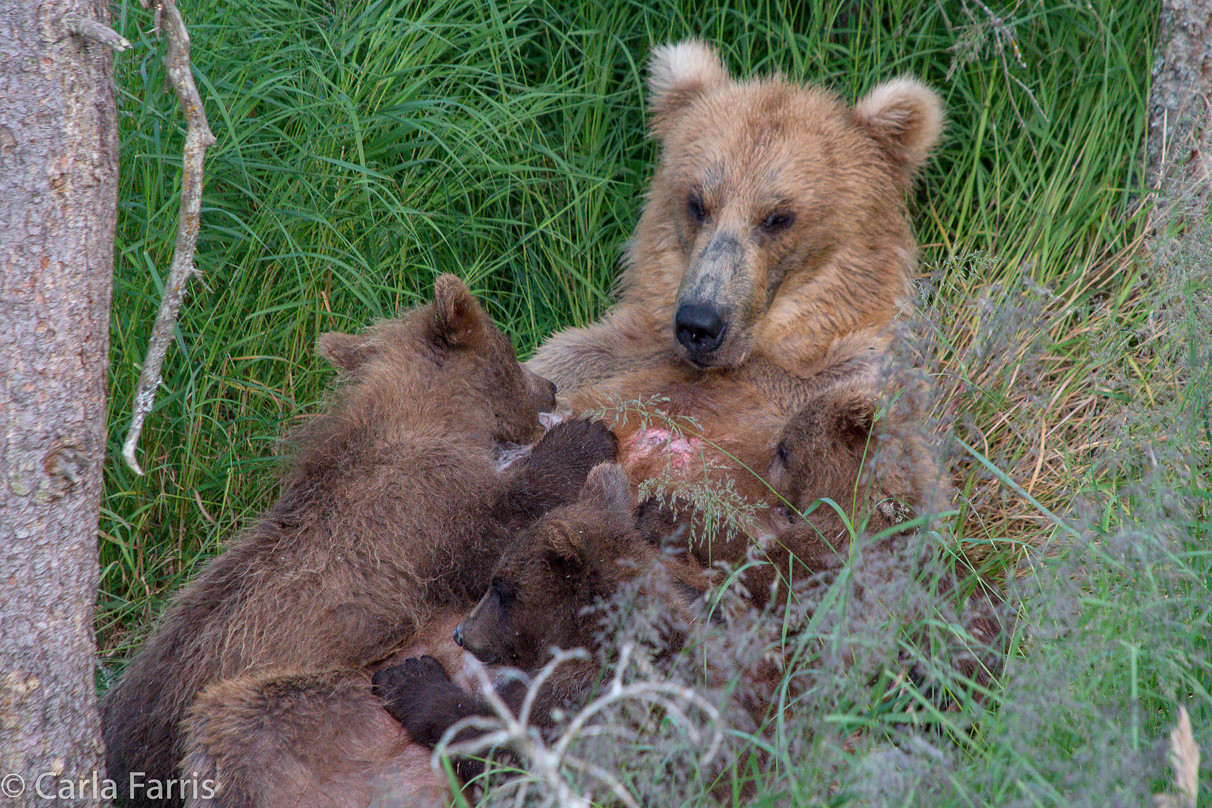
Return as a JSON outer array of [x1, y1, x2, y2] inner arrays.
[[102, 0, 1209, 804]]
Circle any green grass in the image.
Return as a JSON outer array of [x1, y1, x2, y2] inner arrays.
[[102, 0, 1211, 804]]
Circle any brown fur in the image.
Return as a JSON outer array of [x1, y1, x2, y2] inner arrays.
[[741, 375, 945, 606], [612, 369, 944, 607], [529, 41, 943, 576], [177, 608, 491, 808], [572, 336, 887, 569], [373, 464, 789, 802], [377, 457, 999, 796], [454, 463, 707, 678], [768, 375, 944, 539], [372, 463, 712, 752], [751, 381, 1008, 691], [182, 671, 449, 808], [529, 40, 943, 389], [102, 275, 617, 807]]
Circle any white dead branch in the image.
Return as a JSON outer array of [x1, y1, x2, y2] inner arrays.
[[121, 0, 215, 475]]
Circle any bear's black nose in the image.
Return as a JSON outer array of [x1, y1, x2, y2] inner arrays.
[[675, 303, 727, 357], [453, 623, 465, 648]]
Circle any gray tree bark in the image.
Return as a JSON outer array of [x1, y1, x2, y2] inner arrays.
[[0, 0, 117, 804], [1147, 0, 1212, 224]]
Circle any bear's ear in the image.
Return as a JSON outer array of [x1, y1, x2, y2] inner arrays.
[[431, 274, 487, 348], [580, 462, 634, 521], [832, 393, 878, 452], [648, 40, 729, 138], [543, 521, 586, 564], [318, 331, 376, 373], [854, 77, 944, 177]]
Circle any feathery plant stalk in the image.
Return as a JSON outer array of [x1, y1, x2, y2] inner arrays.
[[102, 0, 1211, 804]]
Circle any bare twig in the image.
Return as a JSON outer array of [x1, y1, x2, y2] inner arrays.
[[64, 12, 132, 51], [435, 646, 723, 808], [943, 0, 1045, 158], [121, 0, 215, 475]]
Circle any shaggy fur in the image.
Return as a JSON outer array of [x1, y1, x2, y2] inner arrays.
[[181, 670, 449, 808], [101, 275, 617, 808], [372, 464, 711, 756], [529, 40, 944, 576], [530, 40, 943, 389]]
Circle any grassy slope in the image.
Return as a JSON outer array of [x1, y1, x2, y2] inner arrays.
[[103, 0, 1210, 804]]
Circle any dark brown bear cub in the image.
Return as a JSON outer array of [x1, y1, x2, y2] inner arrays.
[[101, 275, 617, 808], [372, 463, 708, 757]]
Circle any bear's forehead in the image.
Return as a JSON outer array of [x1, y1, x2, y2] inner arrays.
[[688, 82, 858, 142], [664, 85, 886, 194]]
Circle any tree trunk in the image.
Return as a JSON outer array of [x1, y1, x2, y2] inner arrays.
[[1147, 0, 1212, 225], [0, 0, 117, 804]]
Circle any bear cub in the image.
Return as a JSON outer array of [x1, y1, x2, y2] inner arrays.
[[372, 463, 708, 757], [735, 375, 943, 605], [102, 275, 617, 808], [758, 379, 1008, 689]]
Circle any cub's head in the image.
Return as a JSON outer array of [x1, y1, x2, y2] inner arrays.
[[766, 378, 941, 539], [636, 41, 944, 369], [318, 274, 556, 445], [767, 380, 880, 536], [454, 463, 645, 670]]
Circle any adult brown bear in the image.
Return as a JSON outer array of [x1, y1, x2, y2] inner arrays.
[[530, 40, 943, 389], [528, 41, 945, 569]]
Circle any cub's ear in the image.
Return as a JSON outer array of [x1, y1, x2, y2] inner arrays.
[[648, 40, 729, 138], [786, 382, 879, 455], [831, 393, 878, 452], [431, 274, 487, 348], [854, 77, 944, 179], [543, 521, 586, 564], [580, 462, 634, 521], [318, 331, 375, 373]]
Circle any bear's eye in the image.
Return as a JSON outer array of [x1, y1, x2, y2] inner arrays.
[[775, 440, 792, 466], [686, 191, 707, 224], [761, 210, 795, 234], [491, 577, 516, 607]]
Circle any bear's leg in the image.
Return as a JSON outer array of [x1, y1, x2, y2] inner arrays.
[[182, 669, 450, 808], [527, 316, 672, 394], [494, 418, 619, 526], [371, 657, 505, 784], [372, 655, 598, 783]]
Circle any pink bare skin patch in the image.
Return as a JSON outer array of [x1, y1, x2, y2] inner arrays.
[[622, 426, 703, 469]]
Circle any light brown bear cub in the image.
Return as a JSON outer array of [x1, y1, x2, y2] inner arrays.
[[742, 376, 945, 606], [102, 275, 617, 808], [531, 40, 944, 575]]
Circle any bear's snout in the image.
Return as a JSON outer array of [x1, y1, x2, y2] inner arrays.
[[675, 302, 728, 362]]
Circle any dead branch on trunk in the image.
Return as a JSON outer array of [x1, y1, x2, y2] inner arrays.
[[121, 0, 215, 475]]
